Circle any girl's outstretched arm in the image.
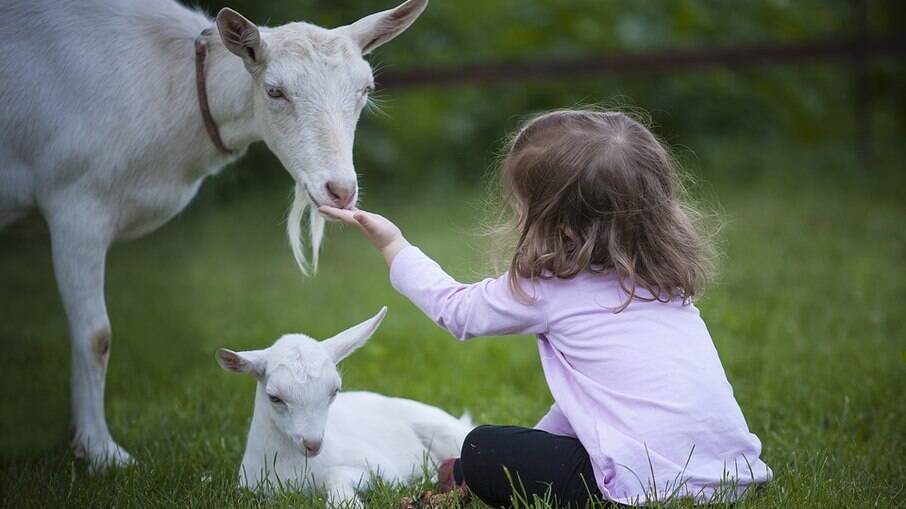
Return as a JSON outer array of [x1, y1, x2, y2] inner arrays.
[[319, 206, 547, 340]]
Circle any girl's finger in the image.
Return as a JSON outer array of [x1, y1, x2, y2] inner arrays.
[[351, 221, 370, 237], [319, 206, 357, 224], [321, 206, 380, 240], [353, 212, 376, 233], [318, 205, 339, 218]]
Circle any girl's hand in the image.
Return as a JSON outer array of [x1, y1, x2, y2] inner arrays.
[[318, 206, 411, 265]]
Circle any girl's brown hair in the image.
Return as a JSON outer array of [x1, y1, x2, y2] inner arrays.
[[492, 109, 715, 310]]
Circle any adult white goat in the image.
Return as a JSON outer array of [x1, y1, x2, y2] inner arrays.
[[0, 0, 427, 469], [216, 308, 472, 507]]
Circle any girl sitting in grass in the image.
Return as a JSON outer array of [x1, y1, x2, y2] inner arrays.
[[321, 109, 771, 507]]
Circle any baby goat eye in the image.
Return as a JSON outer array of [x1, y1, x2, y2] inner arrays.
[[266, 86, 286, 100], [268, 395, 285, 405], [361, 85, 374, 96]]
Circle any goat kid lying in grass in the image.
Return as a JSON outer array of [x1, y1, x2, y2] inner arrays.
[[216, 307, 473, 507]]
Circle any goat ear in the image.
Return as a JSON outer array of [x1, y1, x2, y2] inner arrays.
[[323, 307, 387, 363], [338, 0, 428, 55], [215, 8, 264, 65], [216, 348, 266, 376]]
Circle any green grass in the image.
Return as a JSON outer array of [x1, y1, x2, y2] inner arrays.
[[1, 146, 904, 508]]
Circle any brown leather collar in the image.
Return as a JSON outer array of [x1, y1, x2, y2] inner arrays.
[[195, 29, 234, 155]]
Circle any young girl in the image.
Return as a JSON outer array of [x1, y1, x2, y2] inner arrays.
[[321, 110, 771, 507]]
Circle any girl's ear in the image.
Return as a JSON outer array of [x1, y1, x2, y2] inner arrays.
[[216, 348, 266, 376], [322, 307, 388, 363]]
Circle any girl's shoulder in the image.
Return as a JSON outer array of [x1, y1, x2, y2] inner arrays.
[[538, 269, 620, 289], [531, 269, 621, 302], [540, 270, 692, 310]]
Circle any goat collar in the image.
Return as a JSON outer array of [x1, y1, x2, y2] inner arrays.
[[195, 29, 235, 156]]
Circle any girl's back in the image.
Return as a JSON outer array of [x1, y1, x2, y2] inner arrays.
[[535, 271, 769, 502]]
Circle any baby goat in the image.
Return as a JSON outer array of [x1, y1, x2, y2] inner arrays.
[[216, 308, 472, 507]]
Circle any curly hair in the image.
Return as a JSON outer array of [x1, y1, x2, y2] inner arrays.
[[491, 109, 715, 310]]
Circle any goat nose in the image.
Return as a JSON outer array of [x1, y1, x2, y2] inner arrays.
[[303, 439, 322, 456], [325, 181, 356, 209]]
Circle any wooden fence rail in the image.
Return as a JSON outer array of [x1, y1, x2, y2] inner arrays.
[[378, 35, 905, 89]]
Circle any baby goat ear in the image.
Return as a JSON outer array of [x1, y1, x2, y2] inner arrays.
[[215, 8, 264, 65], [216, 348, 266, 376], [323, 307, 388, 363], [338, 0, 428, 55]]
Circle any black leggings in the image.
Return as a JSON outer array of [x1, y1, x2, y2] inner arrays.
[[456, 425, 604, 509]]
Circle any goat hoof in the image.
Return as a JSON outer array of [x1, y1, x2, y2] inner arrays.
[[75, 439, 135, 473]]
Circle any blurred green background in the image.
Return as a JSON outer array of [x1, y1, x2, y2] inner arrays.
[[2, 0, 904, 508], [194, 0, 905, 196]]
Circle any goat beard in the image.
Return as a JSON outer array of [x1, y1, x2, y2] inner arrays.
[[287, 183, 325, 277]]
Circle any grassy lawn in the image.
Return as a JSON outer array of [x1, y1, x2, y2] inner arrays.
[[1, 145, 903, 508]]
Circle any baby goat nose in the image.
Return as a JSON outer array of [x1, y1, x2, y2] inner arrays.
[[325, 181, 356, 209], [303, 439, 322, 456]]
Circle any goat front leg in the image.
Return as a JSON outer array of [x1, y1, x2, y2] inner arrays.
[[324, 468, 366, 509], [49, 214, 133, 471]]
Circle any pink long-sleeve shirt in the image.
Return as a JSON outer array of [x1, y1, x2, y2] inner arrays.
[[390, 246, 771, 505]]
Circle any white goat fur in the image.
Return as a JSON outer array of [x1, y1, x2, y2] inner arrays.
[[217, 308, 473, 507], [0, 0, 427, 469]]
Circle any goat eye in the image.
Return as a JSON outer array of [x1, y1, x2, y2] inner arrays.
[[268, 395, 285, 405], [361, 85, 374, 96], [266, 86, 286, 100]]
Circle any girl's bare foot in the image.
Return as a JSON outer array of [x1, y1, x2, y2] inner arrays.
[[399, 459, 470, 509], [399, 489, 470, 509]]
